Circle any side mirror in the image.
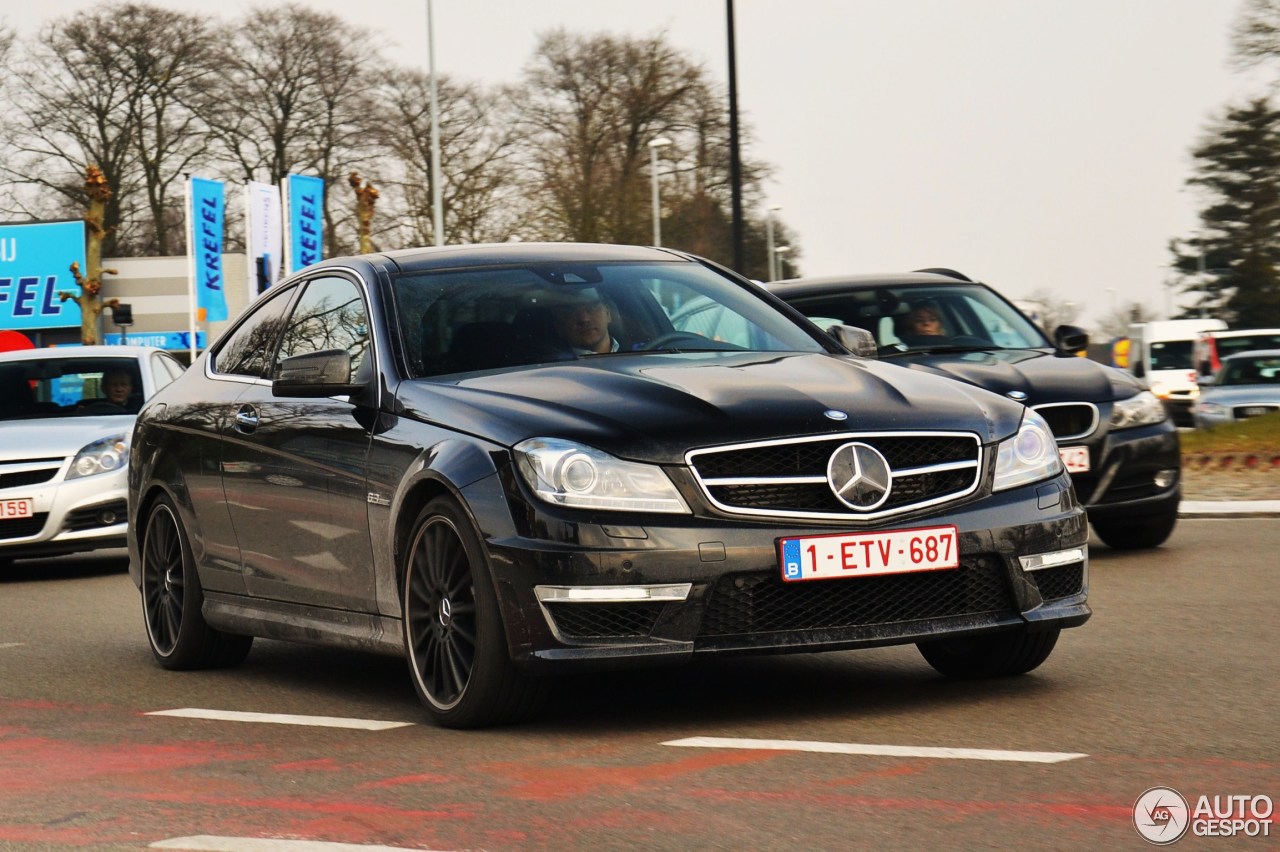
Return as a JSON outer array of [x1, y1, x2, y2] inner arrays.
[[1198, 372, 1216, 387], [828, 324, 878, 358], [1053, 324, 1089, 356], [272, 349, 361, 397]]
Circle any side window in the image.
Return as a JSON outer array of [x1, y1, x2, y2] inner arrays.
[[276, 276, 370, 375], [214, 288, 295, 378]]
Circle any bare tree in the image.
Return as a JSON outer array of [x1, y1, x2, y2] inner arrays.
[[1, 4, 216, 256], [61, 165, 119, 345], [374, 70, 521, 246], [198, 3, 383, 257], [513, 30, 703, 244]]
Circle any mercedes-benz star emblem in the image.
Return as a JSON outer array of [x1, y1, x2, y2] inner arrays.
[[827, 442, 893, 510]]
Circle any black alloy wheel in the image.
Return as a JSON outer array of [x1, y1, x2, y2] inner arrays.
[[140, 495, 252, 669], [402, 497, 545, 728]]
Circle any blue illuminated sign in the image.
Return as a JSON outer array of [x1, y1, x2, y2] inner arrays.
[[0, 220, 85, 330], [102, 331, 206, 350]]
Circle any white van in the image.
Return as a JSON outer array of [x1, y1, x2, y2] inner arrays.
[[1123, 319, 1227, 426]]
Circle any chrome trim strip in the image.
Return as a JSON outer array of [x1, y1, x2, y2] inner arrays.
[[686, 431, 983, 522], [1019, 546, 1087, 572], [535, 583, 693, 604]]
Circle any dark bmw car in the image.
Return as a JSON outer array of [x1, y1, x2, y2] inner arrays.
[[127, 244, 1089, 728], [767, 270, 1180, 550]]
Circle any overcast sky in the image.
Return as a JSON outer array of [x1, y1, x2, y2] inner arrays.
[[3, 0, 1265, 329]]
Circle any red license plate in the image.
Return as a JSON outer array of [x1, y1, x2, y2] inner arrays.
[[0, 498, 34, 520], [779, 524, 959, 582]]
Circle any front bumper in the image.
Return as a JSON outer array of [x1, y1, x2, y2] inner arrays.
[[0, 465, 129, 560], [476, 471, 1090, 673], [1062, 419, 1181, 523]]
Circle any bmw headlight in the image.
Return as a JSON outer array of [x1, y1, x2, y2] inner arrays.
[[514, 438, 690, 513], [1109, 390, 1167, 430], [993, 410, 1061, 492], [67, 433, 130, 480]]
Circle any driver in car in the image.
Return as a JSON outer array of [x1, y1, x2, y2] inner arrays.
[[549, 288, 619, 355]]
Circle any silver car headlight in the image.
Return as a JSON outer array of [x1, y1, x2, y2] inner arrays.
[[1196, 401, 1227, 418], [514, 438, 690, 513], [1109, 390, 1167, 430], [67, 433, 130, 480], [993, 410, 1061, 492]]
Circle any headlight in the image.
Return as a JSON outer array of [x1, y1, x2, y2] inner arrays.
[[993, 410, 1061, 492], [1196, 401, 1226, 417], [514, 438, 690, 514], [67, 434, 130, 480], [1109, 390, 1167, 430]]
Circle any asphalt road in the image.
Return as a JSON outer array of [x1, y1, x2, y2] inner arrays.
[[1, 520, 1276, 851]]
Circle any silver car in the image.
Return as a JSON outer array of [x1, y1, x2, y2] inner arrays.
[[1193, 349, 1280, 428], [0, 345, 185, 567]]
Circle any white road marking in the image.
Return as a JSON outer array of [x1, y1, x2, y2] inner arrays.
[[663, 736, 1086, 763], [146, 708, 414, 730], [151, 837, 445, 851], [0, 643, 24, 649]]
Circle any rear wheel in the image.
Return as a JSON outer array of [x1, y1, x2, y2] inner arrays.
[[918, 627, 1060, 678], [402, 497, 546, 728], [1090, 510, 1177, 550], [140, 495, 252, 669]]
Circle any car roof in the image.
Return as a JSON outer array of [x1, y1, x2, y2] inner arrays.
[[765, 271, 980, 298], [0, 345, 166, 363], [314, 242, 697, 275], [1204, 328, 1280, 338], [1222, 348, 1280, 359]]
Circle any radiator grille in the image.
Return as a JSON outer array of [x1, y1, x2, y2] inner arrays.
[[698, 556, 1014, 637]]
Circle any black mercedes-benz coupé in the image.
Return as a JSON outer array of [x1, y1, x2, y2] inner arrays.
[[127, 243, 1089, 728]]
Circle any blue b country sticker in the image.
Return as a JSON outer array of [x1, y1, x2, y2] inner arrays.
[[781, 539, 802, 579]]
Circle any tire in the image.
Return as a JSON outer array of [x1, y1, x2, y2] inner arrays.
[[918, 627, 1060, 679], [140, 495, 252, 670], [1090, 510, 1178, 550], [402, 497, 546, 728]]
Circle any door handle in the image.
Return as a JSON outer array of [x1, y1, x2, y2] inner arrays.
[[234, 405, 259, 433]]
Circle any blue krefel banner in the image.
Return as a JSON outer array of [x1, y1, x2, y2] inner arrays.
[[0, 220, 85, 330], [188, 177, 227, 323], [283, 174, 324, 274]]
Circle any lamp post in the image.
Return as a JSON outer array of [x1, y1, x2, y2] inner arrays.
[[765, 205, 782, 281], [648, 137, 672, 246], [774, 245, 791, 281], [426, 0, 443, 246]]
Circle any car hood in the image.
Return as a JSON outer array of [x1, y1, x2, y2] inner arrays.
[[882, 348, 1138, 404], [0, 415, 135, 462], [396, 351, 1025, 463]]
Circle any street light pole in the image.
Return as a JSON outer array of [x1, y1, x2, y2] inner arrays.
[[774, 245, 791, 280], [648, 137, 672, 246], [765, 205, 781, 281], [426, 0, 444, 246]]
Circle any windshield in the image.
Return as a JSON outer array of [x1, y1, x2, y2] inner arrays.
[[1219, 355, 1280, 386], [782, 283, 1051, 354], [0, 356, 143, 421], [393, 261, 826, 377]]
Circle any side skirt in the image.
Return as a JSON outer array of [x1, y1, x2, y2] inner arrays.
[[203, 591, 404, 657]]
